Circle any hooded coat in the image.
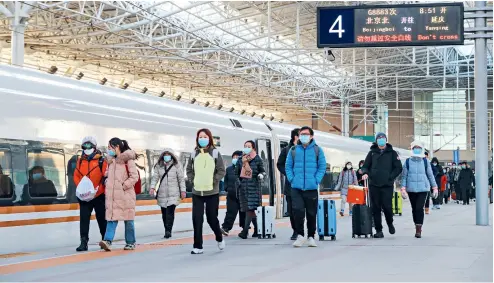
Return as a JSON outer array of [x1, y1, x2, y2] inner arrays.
[[236, 155, 265, 212], [431, 157, 444, 189], [361, 143, 403, 188], [150, 149, 186, 208], [105, 150, 139, 221]]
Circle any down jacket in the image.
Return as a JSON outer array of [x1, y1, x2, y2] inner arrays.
[[285, 139, 327, 191], [336, 169, 358, 195], [401, 157, 437, 193], [105, 150, 139, 221], [361, 143, 403, 188], [150, 150, 186, 208], [235, 155, 265, 212]]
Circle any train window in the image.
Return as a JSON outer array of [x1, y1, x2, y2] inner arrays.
[[0, 150, 14, 199], [26, 149, 66, 199], [213, 136, 221, 147], [180, 152, 193, 194]]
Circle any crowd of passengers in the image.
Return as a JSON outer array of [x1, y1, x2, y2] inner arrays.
[[3, 126, 482, 253]]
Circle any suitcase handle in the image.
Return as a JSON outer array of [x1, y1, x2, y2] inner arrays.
[[364, 179, 370, 207]]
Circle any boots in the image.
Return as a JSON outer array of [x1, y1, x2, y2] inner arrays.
[[251, 217, 259, 238], [238, 214, 252, 239], [76, 237, 89, 252], [415, 224, 422, 238]]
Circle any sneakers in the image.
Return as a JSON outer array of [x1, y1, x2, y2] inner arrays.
[[238, 231, 248, 239], [99, 240, 112, 252], [290, 231, 298, 241], [218, 240, 225, 251], [349, 210, 353, 216], [220, 227, 229, 236], [251, 232, 259, 238], [307, 237, 317, 247], [124, 243, 136, 250], [425, 207, 430, 214], [76, 237, 88, 252], [373, 231, 384, 238], [292, 235, 306, 248], [191, 248, 204, 255], [388, 223, 396, 235], [339, 210, 344, 217]]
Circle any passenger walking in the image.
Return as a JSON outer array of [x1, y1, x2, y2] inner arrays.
[[449, 163, 460, 203], [285, 126, 327, 248], [221, 151, 245, 236], [361, 132, 403, 238], [74, 136, 108, 252], [356, 160, 365, 186], [276, 128, 300, 240], [400, 141, 438, 238], [237, 141, 265, 239], [431, 157, 444, 209], [99, 138, 139, 251], [458, 161, 475, 205], [186, 129, 226, 255], [149, 149, 186, 239], [336, 161, 358, 216]]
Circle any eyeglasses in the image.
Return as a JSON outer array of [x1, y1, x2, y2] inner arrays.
[[81, 143, 94, 149]]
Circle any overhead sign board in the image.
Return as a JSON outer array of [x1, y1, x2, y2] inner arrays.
[[317, 3, 464, 48]]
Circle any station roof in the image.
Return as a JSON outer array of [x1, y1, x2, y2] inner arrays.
[[0, 1, 492, 121]]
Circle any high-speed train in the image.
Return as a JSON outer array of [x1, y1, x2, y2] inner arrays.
[[0, 64, 409, 227]]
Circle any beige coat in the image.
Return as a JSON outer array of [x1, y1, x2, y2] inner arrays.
[[105, 150, 139, 221], [150, 150, 185, 208]]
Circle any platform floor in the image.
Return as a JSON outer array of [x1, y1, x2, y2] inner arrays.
[[0, 201, 492, 282]]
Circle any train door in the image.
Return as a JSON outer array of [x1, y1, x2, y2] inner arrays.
[[279, 141, 289, 216], [256, 139, 274, 206]]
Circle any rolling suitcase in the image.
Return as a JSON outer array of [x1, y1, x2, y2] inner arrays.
[[256, 206, 276, 239], [317, 199, 337, 241], [392, 190, 403, 216], [352, 180, 373, 238]]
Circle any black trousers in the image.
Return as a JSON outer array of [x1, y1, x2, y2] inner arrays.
[[291, 189, 318, 238], [160, 205, 176, 233], [369, 185, 394, 233], [424, 189, 431, 208], [461, 187, 470, 204], [286, 195, 296, 232], [79, 193, 106, 240], [192, 194, 223, 249], [222, 193, 245, 231], [407, 192, 428, 225]]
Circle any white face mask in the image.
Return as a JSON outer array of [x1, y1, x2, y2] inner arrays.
[[84, 149, 95, 156], [346, 165, 352, 170]]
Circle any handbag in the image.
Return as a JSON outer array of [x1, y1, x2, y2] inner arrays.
[[155, 165, 173, 199]]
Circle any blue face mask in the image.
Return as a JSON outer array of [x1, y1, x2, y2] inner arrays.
[[300, 135, 310, 144], [198, 138, 209, 148], [377, 138, 386, 147], [108, 149, 116, 157], [32, 173, 42, 180], [232, 159, 238, 166], [243, 147, 252, 155], [412, 148, 422, 155], [163, 156, 172, 163]]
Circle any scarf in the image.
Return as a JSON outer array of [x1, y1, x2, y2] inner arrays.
[[240, 151, 257, 179]]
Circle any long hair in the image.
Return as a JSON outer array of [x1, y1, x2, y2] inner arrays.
[[155, 150, 178, 168], [195, 128, 215, 150], [109, 137, 131, 152], [342, 161, 353, 171]]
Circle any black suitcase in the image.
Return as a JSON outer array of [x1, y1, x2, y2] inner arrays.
[[352, 180, 373, 238]]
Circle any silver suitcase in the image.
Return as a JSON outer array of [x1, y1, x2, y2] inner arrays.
[[256, 206, 276, 239]]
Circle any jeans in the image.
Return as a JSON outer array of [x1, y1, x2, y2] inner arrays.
[[192, 194, 223, 249], [161, 205, 176, 233], [291, 189, 318, 238], [79, 193, 106, 240], [369, 185, 394, 233], [222, 193, 245, 231], [340, 194, 353, 213], [407, 192, 428, 225], [103, 220, 136, 244]]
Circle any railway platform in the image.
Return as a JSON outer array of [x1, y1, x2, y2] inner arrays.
[[0, 201, 492, 282]]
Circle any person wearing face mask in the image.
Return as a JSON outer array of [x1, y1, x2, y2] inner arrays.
[[400, 141, 438, 238], [360, 132, 403, 239], [149, 149, 186, 239], [285, 126, 327, 248], [73, 136, 108, 252], [356, 160, 365, 186], [276, 128, 300, 240], [186, 128, 226, 255], [430, 157, 444, 209], [336, 161, 358, 216], [237, 141, 265, 239], [448, 162, 460, 203], [221, 151, 245, 236], [458, 161, 475, 205]]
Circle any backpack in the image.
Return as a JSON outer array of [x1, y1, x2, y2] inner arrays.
[[192, 148, 219, 192], [290, 145, 320, 163], [78, 156, 105, 174], [405, 158, 428, 172], [125, 162, 142, 194]]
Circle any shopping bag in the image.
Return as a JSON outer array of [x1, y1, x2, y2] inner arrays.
[[347, 185, 367, 205], [76, 176, 97, 201]]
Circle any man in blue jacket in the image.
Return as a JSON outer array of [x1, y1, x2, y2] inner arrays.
[[285, 126, 327, 248]]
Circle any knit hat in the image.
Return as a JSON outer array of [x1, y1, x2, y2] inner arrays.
[[375, 132, 387, 141], [81, 136, 97, 146]]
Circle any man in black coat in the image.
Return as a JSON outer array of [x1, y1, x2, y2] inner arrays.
[[277, 128, 299, 240], [221, 151, 244, 236], [431, 157, 444, 208], [361, 132, 403, 238], [458, 161, 475, 205]]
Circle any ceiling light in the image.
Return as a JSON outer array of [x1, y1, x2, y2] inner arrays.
[[204, 101, 210, 107], [217, 104, 223, 110], [120, 83, 129, 90], [240, 110, 246, 115], [229, 107, 235, 112], [191, 98, 196, 104], [76, 72, 84, 80], [260, 114, 266, 119], [141, 87, 148, 94], [99, 78, 107, 85], [270, 116, 275, 121], [175, 95, 181, 101], [279, 119, 284, 123], [159, 91, 165, 97], [251, 112, 256, 117], [47, 66, 58, 74], [324, 48, 336, 61]]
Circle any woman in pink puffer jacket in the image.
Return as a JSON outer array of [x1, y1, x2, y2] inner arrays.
[[99, 138, 139, 252]]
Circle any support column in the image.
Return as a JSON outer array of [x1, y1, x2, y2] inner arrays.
[[342, 100, 350, 137], [0, 2, 32, 67], [474, 1, 489, 226]]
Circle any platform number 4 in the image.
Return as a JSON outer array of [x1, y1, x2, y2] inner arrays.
[[329, 15, 345, 38]]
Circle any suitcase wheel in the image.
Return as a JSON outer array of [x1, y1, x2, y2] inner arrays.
[[319, 235, 324, 241], [365, 235, 368, 238], [330, 235, 336, 241], [399, 213, 402, 216], [352, 234, 356, 238], [272, 234, 276, 239], [267, 235, 271, 239], [358, 235, 361, 238], [258, 235, 262, 239]]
